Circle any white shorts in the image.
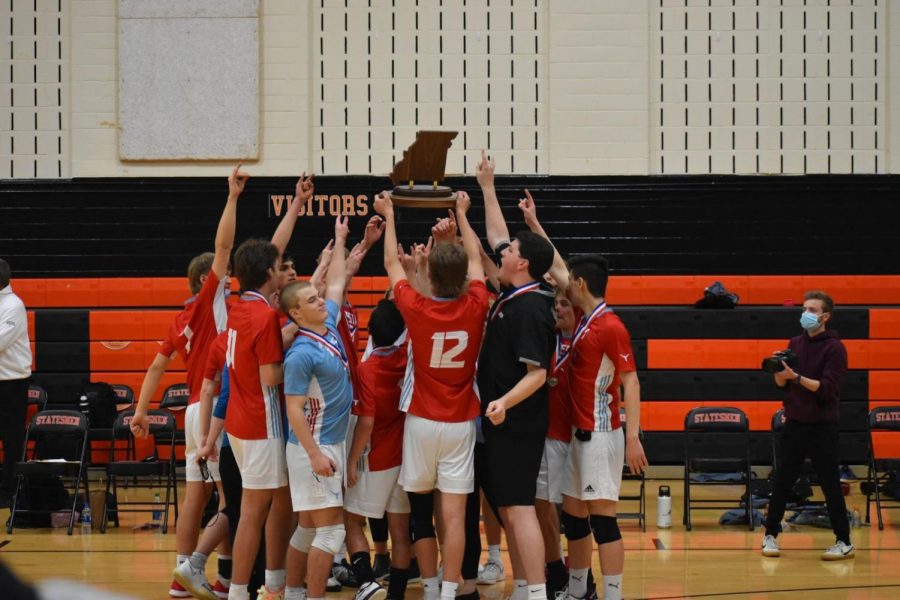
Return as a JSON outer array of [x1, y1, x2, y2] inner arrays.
[[536, 438, 571, 504], [561, 428, 624, 502], [184, 402, 223, 482], [345, 465, 410, 518], [399, 414, 475, 494], [286, 441, 345, 512], [227, 434, 288, 490]]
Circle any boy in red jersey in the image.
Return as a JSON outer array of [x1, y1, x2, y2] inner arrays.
[[373, 190, 488, 600], [561, 255, 647, 600], [131, 164, 247, 599], [225, 174, 314, 600], [344, 299, 411, 600]]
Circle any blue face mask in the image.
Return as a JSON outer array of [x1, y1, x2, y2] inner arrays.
[[800, 310, 820, 330]]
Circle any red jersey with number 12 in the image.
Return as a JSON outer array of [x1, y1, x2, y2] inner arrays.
[[394, 279, 489, 423]]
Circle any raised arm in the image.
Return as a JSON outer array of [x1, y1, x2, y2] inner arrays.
[[346, 216, 386, 279], [271, 173, 314, 255], [325, 215, 349, 305], [309, 239, 334, 297], [476, 149, 509, 250], [373, 191, 406, 286], [212, 164, 248, 279], [518, 189, 570, 290], [454, 192, 484, 282]]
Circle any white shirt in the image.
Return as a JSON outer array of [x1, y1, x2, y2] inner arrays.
[[0, 284, 32, 380]]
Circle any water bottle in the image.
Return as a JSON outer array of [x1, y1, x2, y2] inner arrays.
[[851, 507, 861, 528], [81, 501, 92, 533], [78, 394, 90, 417], [656, 485, 672, 528], [152, 492, 162, 526]]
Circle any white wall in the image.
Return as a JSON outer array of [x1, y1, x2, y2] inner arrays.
[[0, 0, 892, 177]]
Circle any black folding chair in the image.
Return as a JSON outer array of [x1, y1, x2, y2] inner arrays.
[[160, 383, 189, 459], [111, 384, 135, 412], [865, 406, 900, 530], [683, 406, 753, 531], [618, 408, 646, 531], [102, 410, 177, 533], [26, 384, 48, 418], [7, 410, 90, 535]]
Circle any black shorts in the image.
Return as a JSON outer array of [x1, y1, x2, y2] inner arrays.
[[482, 429, 545, 507]]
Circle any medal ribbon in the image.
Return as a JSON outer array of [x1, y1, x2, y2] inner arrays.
[[296, 327, 349, 371], [555, 301, 610, 371], [240, 290, 269, 304], [488, 281, 541, 321]]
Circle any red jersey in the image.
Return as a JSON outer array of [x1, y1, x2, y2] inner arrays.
[[158, 271, 228, 404], [547, 333, 573, 442], [354, 344, 407, 471], [224, 293, 284, 440], [568, 306, 635, 433], [338, 302, 361, 397], [204, 332, 227, 383], [394, 279, 489, 422]]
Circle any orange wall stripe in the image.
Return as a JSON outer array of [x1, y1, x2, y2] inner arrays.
[[89, 310, 179, 341], [644, 400, 782, 431], [870, 309, 900, 339], [869, 372, 900, 401], [90, 341, 186, 372]]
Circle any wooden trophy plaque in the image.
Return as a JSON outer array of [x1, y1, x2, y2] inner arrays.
[[389, 130, 458, 208]]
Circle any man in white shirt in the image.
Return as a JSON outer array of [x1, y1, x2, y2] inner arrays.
[[0, 258, 32, 508]]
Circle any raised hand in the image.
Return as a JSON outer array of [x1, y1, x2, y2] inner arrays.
[[228, 162, 250, 197], [295, 172, 315, 204], [362, 215, 386, 248], [334, 214, 349, 243], [456, 190, 472, 215], [518, 189, 538, 228], [476, 149, 496, 188], [431, 211, 458, 244], [373, 191, 393, 217]]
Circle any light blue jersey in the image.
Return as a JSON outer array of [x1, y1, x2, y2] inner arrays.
[[284, 299, 353, 446]]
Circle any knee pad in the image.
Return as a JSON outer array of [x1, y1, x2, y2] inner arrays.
[[311, 524, 346, 556], [589, 515, 621, 545], [561, 511, 591, 541], [290, 525, 316, 553], [407, 492, 436, 542]]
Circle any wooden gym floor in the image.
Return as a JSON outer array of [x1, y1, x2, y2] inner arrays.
[[1, 478, 899, 599]]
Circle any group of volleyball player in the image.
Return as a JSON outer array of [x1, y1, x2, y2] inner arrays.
[[129, 151, 647, 600]]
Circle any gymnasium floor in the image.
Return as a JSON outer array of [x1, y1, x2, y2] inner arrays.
[[1, 479, 898, 600]]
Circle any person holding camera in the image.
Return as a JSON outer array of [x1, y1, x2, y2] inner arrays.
[[761, 290, 853, 561]]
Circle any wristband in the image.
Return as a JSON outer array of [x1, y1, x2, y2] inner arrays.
[[795, 375, 802, 385]]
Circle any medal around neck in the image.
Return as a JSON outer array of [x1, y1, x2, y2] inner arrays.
[[389, 130, 458, 208]]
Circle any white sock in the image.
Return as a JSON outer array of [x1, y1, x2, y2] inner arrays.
[[527, 583, 546, 600], [423, 576, 440, 600], [227, 583, 248, 600], [176, 554, 189, 568], [568, 568, 589, 598], [189, 552, 208, 571], [602, 574, 623, 600], [441, 580, 458, 600], [285, 587, 306, 600], [488, 544, 501, 563], [512, 580, 528, 600], [265, 569, 286, 591]]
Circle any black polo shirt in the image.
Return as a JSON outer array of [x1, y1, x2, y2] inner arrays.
[[477, 281, 556, 436]]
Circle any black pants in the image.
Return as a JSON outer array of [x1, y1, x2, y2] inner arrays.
[[0, 378, 29, 496], [219, 445, 266, 594], [765, 419, 850, 544], [461, 442, 502, 581]]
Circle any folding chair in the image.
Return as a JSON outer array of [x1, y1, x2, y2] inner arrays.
[[618, 408, 646, 531], [160, 383, 189, 453], [111, 384, 135, 412], [865, 405, 900, 530], [26, 385, 48, 422], [7, 410, 90, 535], [683, 406, 753, 531], [102, 410, 177, 533]]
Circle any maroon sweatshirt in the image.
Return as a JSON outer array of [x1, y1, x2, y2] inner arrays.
[[782, 329, 848, 423]]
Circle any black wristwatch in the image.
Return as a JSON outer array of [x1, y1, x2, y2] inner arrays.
[[794, 375, 802, 385]]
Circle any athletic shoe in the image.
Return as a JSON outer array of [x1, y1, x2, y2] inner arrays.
[[373, 553, 391, 581], [327, 576, 343, 592], [761, 535, 780, 558], [354, 580, 387, 600], [211, 580, 229, 599], [334, 559, 360, 588], [455, 591, 480, 600], [551, 587, 568, 600], [839, 465, 857, 482], [476, 560, 505, 585], [822, 541, 855, 561], [256, 584, 285, 600], [407, 559, 421, 584], [172, 562, 217, 600], [169, 580, 192, 598]]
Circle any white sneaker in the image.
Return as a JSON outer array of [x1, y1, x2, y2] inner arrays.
[[761, 535, 780, 557], [172, 561, 218, 600], [476, 560, 505, 585], [354, 581, 387, 600], [822, 541, 855, 561]]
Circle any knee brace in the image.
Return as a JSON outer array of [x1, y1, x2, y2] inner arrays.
[[407, 491, 436, 542], [311, 524, 346, 556], [290, 525, 316, 553], [561, 511, 591, 541], [589, 515, 621, 545]]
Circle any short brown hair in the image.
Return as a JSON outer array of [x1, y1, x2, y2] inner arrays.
[[804, 290, 834, 313], [187, 252, 215, 294], [279, 281, 312, 318], [428, 241, 468, 298]]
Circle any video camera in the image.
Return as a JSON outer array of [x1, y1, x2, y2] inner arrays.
[[761, 349, 797, 373]]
